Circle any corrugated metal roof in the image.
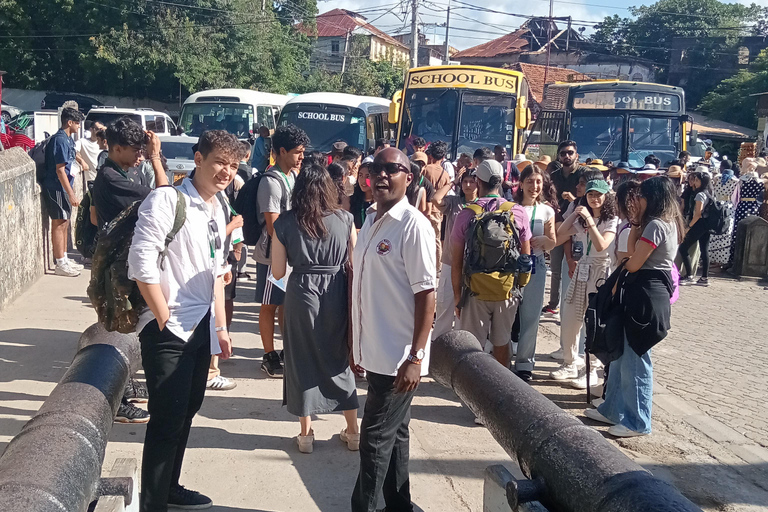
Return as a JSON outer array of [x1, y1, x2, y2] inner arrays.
[[453, 29, 530, 59], [307, 9, 409, 50]]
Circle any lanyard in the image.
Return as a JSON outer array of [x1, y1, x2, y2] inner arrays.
[[530, 203, 537, 233], [279, 170, 292, 193], [586, 238, 593, 256], [482, 194, 500, 198]]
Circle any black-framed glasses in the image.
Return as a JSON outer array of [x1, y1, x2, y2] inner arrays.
[[372, 162, 409, 175]]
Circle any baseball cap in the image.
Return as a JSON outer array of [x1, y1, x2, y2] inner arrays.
[[411, 151, 428, 165], [332, 141, 347, 153], [585, 179, 611, 195], [475, 159, 504, 182]]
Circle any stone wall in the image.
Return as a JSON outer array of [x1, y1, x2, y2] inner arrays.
[[0, 147, 45, 312]]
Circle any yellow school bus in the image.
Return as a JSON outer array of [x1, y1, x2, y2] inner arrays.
[[389, 65, 531, 158], [525, 81, 691, 168]]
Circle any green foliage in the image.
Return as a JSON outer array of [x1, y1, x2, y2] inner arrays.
[[698, 49, 768, 127]]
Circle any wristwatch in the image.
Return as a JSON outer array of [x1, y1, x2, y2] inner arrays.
[[215, 326, 227, 332], [407, 348, 425, 364]]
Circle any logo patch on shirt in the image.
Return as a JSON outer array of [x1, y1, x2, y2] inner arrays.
[[376, 239, 392, 255]]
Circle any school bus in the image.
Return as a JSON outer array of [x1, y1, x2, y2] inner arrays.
[[389, 65, 531, 158], [525, 81, 692, 168]]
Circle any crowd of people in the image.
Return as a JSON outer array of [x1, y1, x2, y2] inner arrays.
[[35, 108, 768, 512]]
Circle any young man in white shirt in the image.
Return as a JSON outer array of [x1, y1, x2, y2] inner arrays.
[[351, 148, 436, 512], [253, 124, 309, 377], [75, 120, 106, 181], [128, 129, 239, 511]]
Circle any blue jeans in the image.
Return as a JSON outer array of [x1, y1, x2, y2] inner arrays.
[[515, 254, 547, 372], [597, 335, 653, 434]]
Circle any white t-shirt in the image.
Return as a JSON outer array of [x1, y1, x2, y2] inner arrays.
[[616, 222, 631, 253], [564, 216, 619, 262], [523, 202, 555, 256], [442, 160, 456, 181], [76, 138, 102, 181]]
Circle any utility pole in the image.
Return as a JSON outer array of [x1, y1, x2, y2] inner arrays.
[[411, 0, 419, 68], [543, 0, 554, 87], [566, 16, 571, 51], [443, 0, 451, 65], [341, 30, 351, 74]]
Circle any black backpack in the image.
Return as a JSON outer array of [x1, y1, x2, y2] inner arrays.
[[585, 262, 626, 365], [234, 169, 287, 247], [75, 183, 99, 259], [703, 196, 729, 235], [29, 137, 52, 184], [87, 188, 187, 333]]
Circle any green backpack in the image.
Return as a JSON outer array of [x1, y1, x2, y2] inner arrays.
[[87, 188, 186, 333]]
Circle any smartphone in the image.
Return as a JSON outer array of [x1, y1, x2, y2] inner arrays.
[[572, 240, 584, 261]]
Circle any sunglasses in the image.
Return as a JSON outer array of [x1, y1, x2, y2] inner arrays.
[[559, 150, 575, 157], [372, 162, 409, 175]]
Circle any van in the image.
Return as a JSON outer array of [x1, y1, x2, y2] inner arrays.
[[277, 92, 393, 154], [178, 89, 289, 139], [85, 107, 177, 135]]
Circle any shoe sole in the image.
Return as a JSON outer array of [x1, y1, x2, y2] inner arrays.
[[206, 384, 237, 390], [114, 416, 150, 424], [127, 398, 149, 404], [260, 366, 284, 379], [340, 433, 360, 451], [167, 503, 213, 510], [550, 374, 578, 381], [585, 409, 616, 425]]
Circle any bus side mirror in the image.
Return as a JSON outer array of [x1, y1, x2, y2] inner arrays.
[[515, 106, 530, 130], [689, 129, 698, 144], [389, 90, 402, 125]]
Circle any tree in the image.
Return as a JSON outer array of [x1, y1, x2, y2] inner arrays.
[[698, 49, 768, 128]]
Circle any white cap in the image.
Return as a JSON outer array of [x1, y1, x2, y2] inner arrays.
[[476, 159, 504, 182]]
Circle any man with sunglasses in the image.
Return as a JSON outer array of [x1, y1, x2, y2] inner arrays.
[[351, 148, 436, 512], [543, 140, 589, 321], [128, 129, 240, 511]]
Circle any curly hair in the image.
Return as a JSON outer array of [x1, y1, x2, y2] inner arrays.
[[291, 163, 340, 239], [576, 187, 617, 227], [273, 124, 310, 154], [197, 129, 242, 160], [616, 179, 642, 221], [427, 140, 449, 160], [515, 164, 558, 210], [326, 162, 347, 205], [106, 116, 146, 148]]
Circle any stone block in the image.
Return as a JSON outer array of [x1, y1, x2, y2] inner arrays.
[[682, 414, 750, 444], [733, 216, 768, 277]]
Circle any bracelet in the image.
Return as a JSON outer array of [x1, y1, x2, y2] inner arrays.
[[149, 155, 161, 161], [215, 326, 227, 332]]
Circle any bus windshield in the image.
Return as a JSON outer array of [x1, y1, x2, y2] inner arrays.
[[569, 115, 624, 163], [457, 92, 515, 156], [399, 89, 458, 153], [627, 116, 680, 168], [179, 102, 254, 138], [279, 107, 366, 152]]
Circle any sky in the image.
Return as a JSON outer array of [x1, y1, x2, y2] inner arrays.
[[320, 0, 768, 51]]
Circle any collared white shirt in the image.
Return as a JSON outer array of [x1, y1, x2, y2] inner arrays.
[[128, 178, 228, 354], [352, 196, 436, 376]]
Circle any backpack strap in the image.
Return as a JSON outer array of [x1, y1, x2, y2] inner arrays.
[[465, 203, 483, 217], [496, 201, 515, 213], [159, 188, 187, 270]]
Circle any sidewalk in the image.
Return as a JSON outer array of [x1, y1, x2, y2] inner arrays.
[[0, 267, 519, 512]]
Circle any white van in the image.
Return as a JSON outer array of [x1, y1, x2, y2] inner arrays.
[[85, 107, 177, 135], [178, 88, 289, 139], [277, 92, 393, 154]]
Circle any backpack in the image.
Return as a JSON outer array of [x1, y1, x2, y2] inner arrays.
[[584, 263, 626, 367], [703, 196, 729, 235], [87, 188, 186, 333], [29, 137, 52, 184], [75, 183, 98, 259], [234, 169, 288, 247], [461, 201, 527, 302]]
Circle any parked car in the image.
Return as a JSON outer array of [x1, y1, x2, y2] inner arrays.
[[86, 107, 177, 136], [40, 93, 102, 114], [1, 100, 22, 124], [159, 136, 198, 184]]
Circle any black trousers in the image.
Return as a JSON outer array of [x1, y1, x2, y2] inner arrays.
[[351, 372, 416, 512], [679, 220, 711, 278], [139, 312, 211, 512]]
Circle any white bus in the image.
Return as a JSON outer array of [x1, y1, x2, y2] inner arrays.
[[277, 92, 393, 154], [178, 88, 289, 139]]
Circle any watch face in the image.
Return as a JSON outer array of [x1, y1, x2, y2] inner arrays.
[[416, 349, 425, 360]]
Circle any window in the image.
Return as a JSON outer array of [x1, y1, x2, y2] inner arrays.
[[569, 114, 624, 163], [398, 89, 459, 153], [627, 116, 680, 168], [178, 102, 254, 138], [145, 115, 165, 134], [331, 40, 340, 54], [631, 73, 644, 81], [456, 92, 515, 157], [256, 105, 275, 130]]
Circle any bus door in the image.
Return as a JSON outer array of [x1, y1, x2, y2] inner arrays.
[[523, 110, 569, 161]]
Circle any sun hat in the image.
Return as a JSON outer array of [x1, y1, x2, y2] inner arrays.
[[588, 158, 609, 171], [411, 151, 428, 165], [614, 161, 633, 174], [585, 179, 611, 195], [666, 165, 683, 178], [476, 159, 504, 182], [516, 159, 534, 172]]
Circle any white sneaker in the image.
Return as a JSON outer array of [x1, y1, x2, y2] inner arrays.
[[550, 363, 580, 380], [584, 408, 616, 425], [607, 424, 648, 438], [548, 348, 564, 361], [591, 397, 605, 408], [569, 369, 600, 390], [54, 262, 80, 277], [206, 375, 236, 390], [67, 259, 85, 271]]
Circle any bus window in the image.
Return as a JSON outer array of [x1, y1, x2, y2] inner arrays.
[[525, 111, 567, 160], [179, 102, 254, 138], [627, 116, 680, 167], [373, 114, 384, 140], [257, 105, 275, 130], [569, 115, 623, 163], [279, 107, 366, 153], [456, 92, 515, 157], [145, 115, 166, 134], [399, 89, 459, 153]]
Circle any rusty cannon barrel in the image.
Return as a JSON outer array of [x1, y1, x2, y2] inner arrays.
[[0, 324, 139, 512], [430, 330, 702, 512]]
